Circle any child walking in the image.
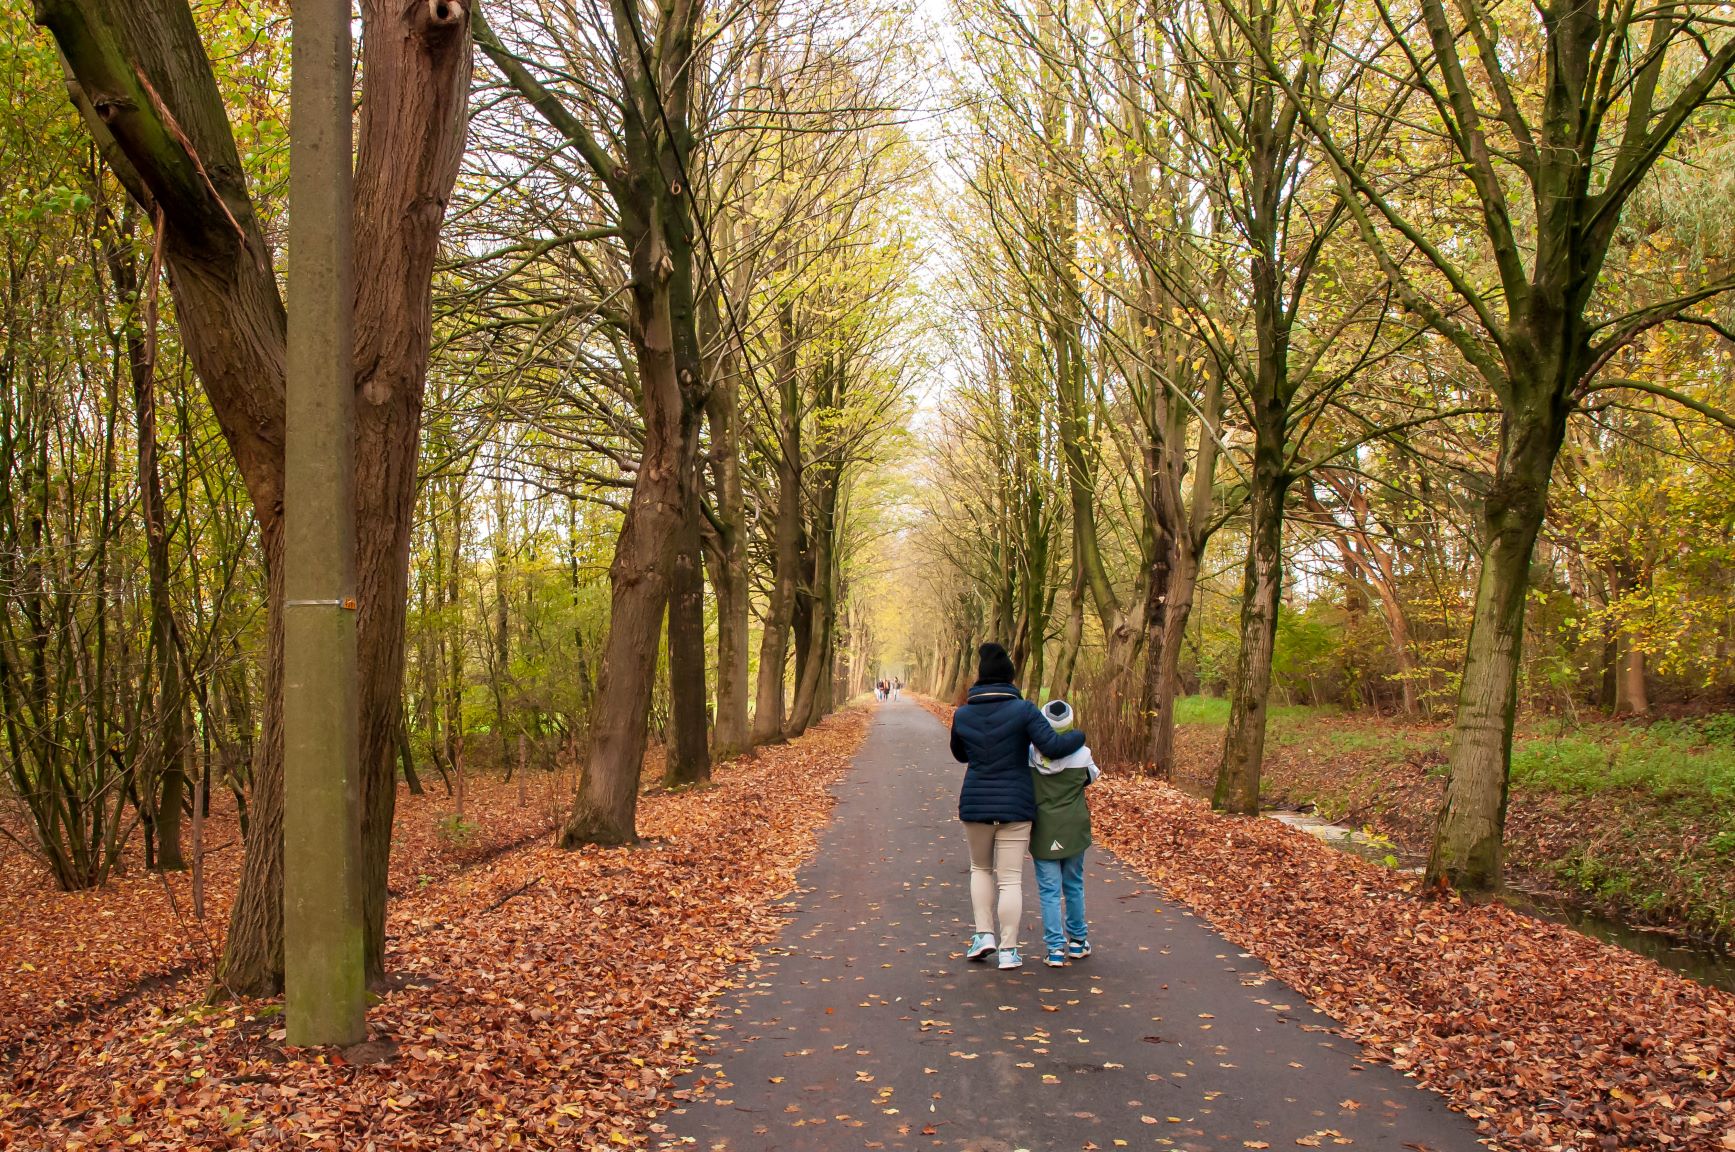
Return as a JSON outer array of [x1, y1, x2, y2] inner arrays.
[[1029, 700, 1098, 968]]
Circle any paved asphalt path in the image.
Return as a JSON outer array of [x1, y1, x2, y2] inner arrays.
[[657, 699, 1486, 1152]]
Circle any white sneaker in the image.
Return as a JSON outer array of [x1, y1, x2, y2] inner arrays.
[[997, 947, 1023, 970], [967, 932, 997, 961]]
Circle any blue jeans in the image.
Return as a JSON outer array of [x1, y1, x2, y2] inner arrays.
[[1033, 853, 1087, 953]]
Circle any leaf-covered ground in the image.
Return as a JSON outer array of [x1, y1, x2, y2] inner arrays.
[[1, 766, 569, 1056], [1161, 707, 1735, 947], [0, 706, 869, 1150], [917, 695, 1735, 1151], [1095, 778, 1735, 1151]]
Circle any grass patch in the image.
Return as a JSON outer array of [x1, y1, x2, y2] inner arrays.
[[1172, 695, 1232, 726], [1171, 694, 1330, 729], [1175, 694, 1735, 809], [1510, 720, 1735, 805], [1162, 696, 1735, 945]]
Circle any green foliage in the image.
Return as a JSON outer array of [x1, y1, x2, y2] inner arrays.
[[1171, 694, 1329, 729], [1510, 722, 1735, 806], [1187, 618, 1243, 698], [1316, 726, 1432, 758], [1271, 606, 1340, 704], [1699, 714, 1735, 747], [0, 0, 265, 887], [1180, 685, 1735, 817], [436, 813, 480, 847], [1172, 695, 1232, 726]]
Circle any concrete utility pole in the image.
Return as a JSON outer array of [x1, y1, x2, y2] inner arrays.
[[283, 0, 365, 1046]]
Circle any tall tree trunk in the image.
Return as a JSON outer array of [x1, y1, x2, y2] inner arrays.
[[111, 212, 189, 871], [1213, 445, 1289, 815], [705, 523, 750, 758], [751, 314, 802, 745], [948, 626, 976, 700], [1038, 16, 1134, 671], [790, 540, 814, 717], [816, 606, 837, 718], [1020, 516, 1048, 699], [561, 254, 697, 836], [787, 595, 831, 736], [1140, 532, 1176, 778], [397, 703, 423, 796], [440, 487, 466, 788], [788, 336, 842, 740], [1048, 573, 1085, 700], [1136, 316, 1178, 780], [1148, 365, 1220, 776], [1393, 633, 1421, 715], [561, 348, 685, 842], [786, 467, 836, 737], [1147, 540, 1200, 777], [417, 567, 452, 795], [218, 536, 285, 994], [1426, 398, 1569, 889], [349, 0, 471, 984], [933, 644, 954, 701], [1067, 408, 1141, 682], [702, 313, 750, 760], [1211, 176, 1296, 816], [39, 0, 287, 981], [490, 480, 512, 766], [1608, 562, 1650, 717], [664, 487, 710, 787], [1618, 640, 1649, 717], [566, 496, 597, 717], [557, 0, 709, 839], [1599, 624, 1619, 712]]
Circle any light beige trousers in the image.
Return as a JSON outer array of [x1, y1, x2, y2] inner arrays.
[[963, 820, 1031, 949]]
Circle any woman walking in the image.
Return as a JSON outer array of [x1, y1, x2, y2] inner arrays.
[[948, 642, 1086, 969]]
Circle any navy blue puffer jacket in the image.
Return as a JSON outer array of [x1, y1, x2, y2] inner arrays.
[[950, 683, 1086, 823]]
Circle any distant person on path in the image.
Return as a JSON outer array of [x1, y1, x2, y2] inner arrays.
[[1028, 699, 1098, 967], [948, 642, 1086, 970], [892, 678, 901, 701]]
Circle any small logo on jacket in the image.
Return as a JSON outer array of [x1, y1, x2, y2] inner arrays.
[[1050, 839, 1064, 851]]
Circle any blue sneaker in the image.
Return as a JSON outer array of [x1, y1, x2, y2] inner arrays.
[[967, 933, 997, 961], [997, 947, 1023, 970], [1067, 938, 1091, 960], [1043, 948, 1068, 968]]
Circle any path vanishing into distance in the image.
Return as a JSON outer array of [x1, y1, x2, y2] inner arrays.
[[657, 699, 1487, 1152]]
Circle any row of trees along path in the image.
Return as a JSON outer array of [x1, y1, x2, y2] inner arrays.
[[21, 0, 901, 1008], [13, 0, 1735, 1074]]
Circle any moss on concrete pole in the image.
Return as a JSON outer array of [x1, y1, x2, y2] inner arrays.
[[283, 0, 365, 1047]]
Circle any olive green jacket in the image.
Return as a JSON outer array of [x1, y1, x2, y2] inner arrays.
[[1030, 760, 1093, 860]]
